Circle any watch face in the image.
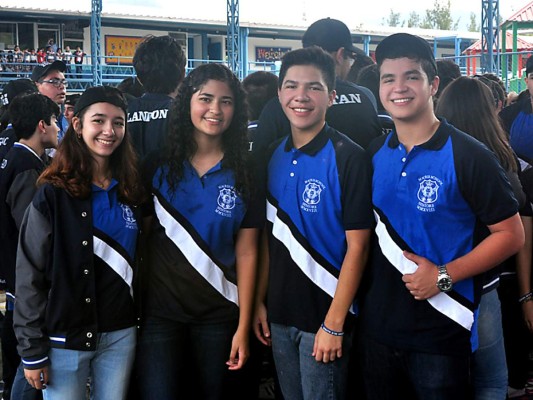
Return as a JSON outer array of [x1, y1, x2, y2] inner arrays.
[[438, 276, 452, 292]]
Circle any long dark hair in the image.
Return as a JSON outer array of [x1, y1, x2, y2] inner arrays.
[[436, 76, 517, 172], [39, 105, 145, 205], [163, 63, 250, 197]]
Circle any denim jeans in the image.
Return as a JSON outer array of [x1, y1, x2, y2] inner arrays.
[[472, 289, 508, 400], [360, 335, 471, 400], [11, 363, 42, 400], [42, 326, 136, 400], [136, 315, 238, 400], [270, 323, 352, 400]]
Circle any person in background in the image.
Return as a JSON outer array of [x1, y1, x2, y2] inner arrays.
[[63, 93, 81, 126], [355, 63, 394, 135], [0, 93, 59, 400], [117, 76, 145, 102], [31, 60, 68, 143], [127, 35, 186, 161], [434, 59, 461, 100], [345, 47, 375, 84], [73, 46, 85, 79], [500, 56, 533, 163], [241, 71, 278, 153], [62, 46, 72, 75], [13, 86, 144, 399], [0, 79, 38, 160]]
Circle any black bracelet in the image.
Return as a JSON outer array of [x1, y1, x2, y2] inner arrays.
[[320, 322, 344, 336], [519, 291, 533, 304]]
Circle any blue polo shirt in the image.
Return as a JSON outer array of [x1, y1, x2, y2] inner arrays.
[[266, 124, 374, 333], [145, 160, 262, 323], [362, 119, 518, 356], [91, 181, 138, 332]]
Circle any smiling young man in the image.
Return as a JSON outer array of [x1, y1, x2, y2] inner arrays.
[[254, 46, 373, 400], [360, 33, 525, 399]]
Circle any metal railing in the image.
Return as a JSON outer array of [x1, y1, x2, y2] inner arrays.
[[1, 52, 529, 94]]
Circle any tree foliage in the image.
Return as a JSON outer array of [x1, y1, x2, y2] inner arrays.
[[384, 9, 402, 27], [384, 0, 467, 31], [467, 12, 480, 32]]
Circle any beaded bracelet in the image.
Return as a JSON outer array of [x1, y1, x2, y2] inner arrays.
[[320, 322, 344, 337], [519, 291, 533, 304]]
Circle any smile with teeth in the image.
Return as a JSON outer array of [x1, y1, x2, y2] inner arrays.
[[292, 107, 312, 113], [392, 98, 411, 104], [205, 117, 222, 123], [96, 138, 114, 145]]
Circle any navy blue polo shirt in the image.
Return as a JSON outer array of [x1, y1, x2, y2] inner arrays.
[[362, 119, 518, 356], [91, 181, 138, 332], [146, 160, 262, 323], [266, 124, 374, 333]]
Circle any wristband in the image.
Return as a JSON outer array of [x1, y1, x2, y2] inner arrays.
[[320, 322, 344, 337], [519, 291, 533, 304]]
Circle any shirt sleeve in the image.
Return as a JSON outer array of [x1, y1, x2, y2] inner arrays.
[[336, 138, 375, 231]]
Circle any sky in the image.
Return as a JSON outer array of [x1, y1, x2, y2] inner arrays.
[[0, 0, 529, 32]]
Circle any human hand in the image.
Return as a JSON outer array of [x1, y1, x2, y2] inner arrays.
[[24, 367, 48, 390], [402, 251, 440, 300], [253, 302, 271, 346], [226, 328, 249, 370], [312, 326, 343, 363]]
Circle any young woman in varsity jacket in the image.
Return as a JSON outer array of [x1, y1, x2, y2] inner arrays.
[[13, 86, 145, 399], [136, 63, 261, 400]]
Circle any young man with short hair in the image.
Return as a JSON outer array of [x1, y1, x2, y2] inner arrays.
[[360, 32, 524, 399], [0, 92, 59, 400], [31, 60, 68, 142], [253, 18, 381, 157], [254, 46, 373, 400]]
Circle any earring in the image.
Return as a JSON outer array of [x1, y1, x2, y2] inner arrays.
[[77, 133, 81, 139]]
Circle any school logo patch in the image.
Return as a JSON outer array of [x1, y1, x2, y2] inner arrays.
[[216, 185, 237, 217], [416, 176, 442, 213], [120, 203, 137, 230], [301, 179, 326, 213]]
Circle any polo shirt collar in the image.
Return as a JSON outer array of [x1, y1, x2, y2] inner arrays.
[[284, 123, 330, 156], [387, 118, 451, 151]]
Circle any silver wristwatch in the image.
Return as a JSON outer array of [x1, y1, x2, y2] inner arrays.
[[436, 264, 453, 292]]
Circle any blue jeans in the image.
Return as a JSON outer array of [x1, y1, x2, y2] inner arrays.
[[270, 323, 352, 400], [472, 290, 508, 400], [42, 327, 136, 400], [136, 315, 238, 400], [360, 335, 471, 400]]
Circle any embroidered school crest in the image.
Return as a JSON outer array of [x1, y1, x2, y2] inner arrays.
[[416, 175, 443, 213], [417, 179, 439, 204], [303, 182, 322, 205], [217, 187, 236, 210], [216, 185, 238, 218], [120, 203, 137, 230], [301, 179, 326, 213]]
